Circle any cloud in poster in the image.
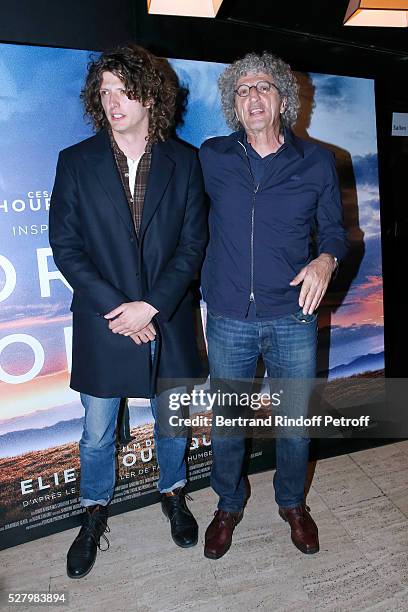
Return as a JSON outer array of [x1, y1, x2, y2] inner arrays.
[[170, 58, 229, 146], [341, 237, 382, 283], [329, 275, 384, 328], [312, 75, 354, 111], [339, 153, 379, 191], [0, 48, 90, 139], [0, 45, 93, 196], [331, 321, 383, 341], [357, 192, 381, 240], [338, 153, 380, 241], [0, 58, 30, 122], [353, 153, 379, 186], [0, 302, 69, 326], [171, 58, 224, 109], [309, 74, 377, 157], [0, 313, 70, 332]]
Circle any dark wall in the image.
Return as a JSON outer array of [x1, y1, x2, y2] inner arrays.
[[0, 0, 135, 50], [1, 0, 406, 376]]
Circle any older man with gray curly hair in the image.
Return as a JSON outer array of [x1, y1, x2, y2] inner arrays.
[[199, 52, 348, 560]]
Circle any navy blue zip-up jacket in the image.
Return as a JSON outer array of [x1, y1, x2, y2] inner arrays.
[[198, 128, 348, 319]]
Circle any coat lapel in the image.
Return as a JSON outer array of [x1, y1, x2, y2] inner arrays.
[[139, 142, 175, 240], [84, 130, 136, 237]]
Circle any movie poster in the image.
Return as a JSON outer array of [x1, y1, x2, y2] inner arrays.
[[0, 45, 383, 549]]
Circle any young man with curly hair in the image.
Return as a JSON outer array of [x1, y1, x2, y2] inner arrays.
[[49, 44, 207, 578]]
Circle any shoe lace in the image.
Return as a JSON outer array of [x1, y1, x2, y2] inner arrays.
[[97, 524, 110, 552], [165, 491, 194, 523], [83, 514, 111, 551]]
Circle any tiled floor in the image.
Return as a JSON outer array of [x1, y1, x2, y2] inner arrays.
[[2, 441, 408, 611]]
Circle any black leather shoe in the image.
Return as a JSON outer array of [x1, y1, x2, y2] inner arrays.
[[161, 488, 198, 548], [66, 505, 110, 579]]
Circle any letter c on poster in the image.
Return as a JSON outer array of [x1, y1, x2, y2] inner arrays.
[[0, 255, 17, 302]]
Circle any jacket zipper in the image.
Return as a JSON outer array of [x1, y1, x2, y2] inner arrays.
[[238, 139, 286, 315], [249, 184, 259, 309], [238, 140, 258, 314]]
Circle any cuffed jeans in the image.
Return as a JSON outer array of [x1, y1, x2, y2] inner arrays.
[[79, 342, 188, 506], [206, 309, 317, 512]]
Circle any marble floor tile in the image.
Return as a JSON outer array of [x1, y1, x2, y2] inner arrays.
[[356, 521, 408, 586], [311, 455, 383, 510], [369, 467, 408, 500], [392, 440, 408, 455], [364, 587, 408, 611], [49, 556, 220, 612], [387, 488, 408, 518], [332, 495, 406, 541], [204, 577, 311, 612], [351, 444, 408, 478], [305, 569, 404, 612], [349, 450, 408, 518]]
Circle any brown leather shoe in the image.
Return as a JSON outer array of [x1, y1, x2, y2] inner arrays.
[[204, 509, 244, 559], [279, 503, 319, 554]]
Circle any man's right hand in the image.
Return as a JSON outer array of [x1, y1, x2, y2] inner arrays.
[[105, 300, 158, 335], [129, 322, 157, 345]]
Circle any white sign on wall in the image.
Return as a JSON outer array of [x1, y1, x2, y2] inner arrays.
[[392, 112, 408, 136]]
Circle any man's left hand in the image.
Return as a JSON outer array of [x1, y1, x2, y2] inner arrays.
[[104, 301, 159, 335], [289, 253, 337, 315]]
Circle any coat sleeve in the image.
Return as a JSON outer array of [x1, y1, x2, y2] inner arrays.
[[49, 152, 129, 315], [143, 154, 208, 322], [315, 150, 349, 262]]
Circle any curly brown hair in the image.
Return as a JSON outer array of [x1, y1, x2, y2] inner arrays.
[[81, 44, 177, 143]]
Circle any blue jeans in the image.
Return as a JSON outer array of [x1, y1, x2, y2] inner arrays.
[[79, 342, 188, 506], [206, 309, 317, 512]]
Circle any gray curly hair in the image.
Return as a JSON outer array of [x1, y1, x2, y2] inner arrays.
[[218, 51, 300, 131]]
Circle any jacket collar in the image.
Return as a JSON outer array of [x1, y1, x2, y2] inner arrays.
[[228, 126, 304, 159], [82, 130, 175, 241]]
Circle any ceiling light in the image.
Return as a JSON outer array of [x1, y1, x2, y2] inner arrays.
[[147, 0, 224, 18], [344, 0, 408, 27]]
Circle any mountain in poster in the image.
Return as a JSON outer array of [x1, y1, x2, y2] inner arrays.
[[0, 402, 154, 458]]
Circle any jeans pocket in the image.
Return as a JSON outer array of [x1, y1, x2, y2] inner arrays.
[[290, 309, 318, 324]]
